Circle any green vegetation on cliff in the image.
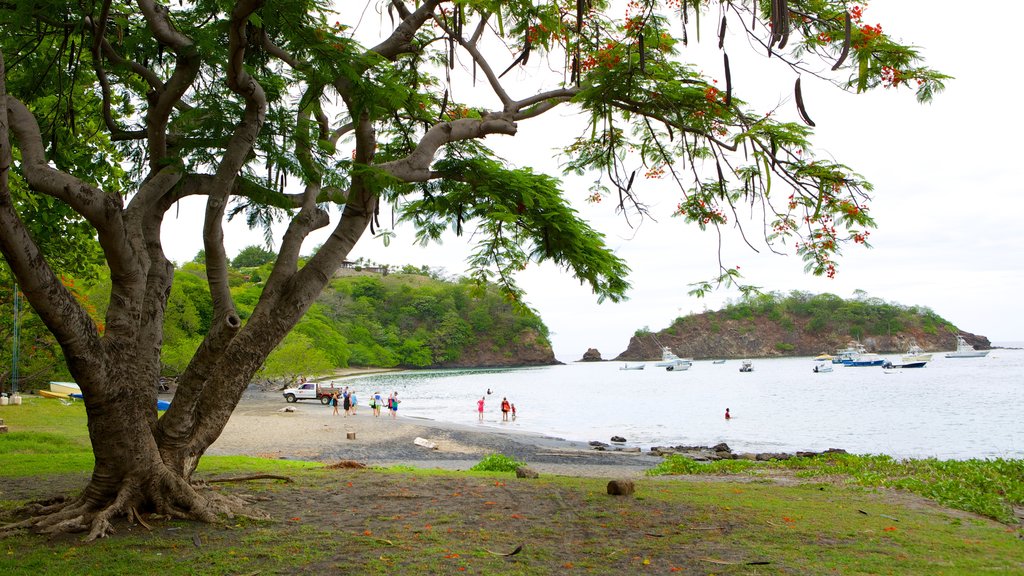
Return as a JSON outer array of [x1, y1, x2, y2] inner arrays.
[[707, 290, 953, 340], [623, 291, 973, 360], [2, 256, 553, 391]]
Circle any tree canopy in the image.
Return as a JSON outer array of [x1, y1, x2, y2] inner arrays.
[[0, 0, 942, 539]]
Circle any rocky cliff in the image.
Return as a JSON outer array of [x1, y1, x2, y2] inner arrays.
[[435, 328, 560, 368], [614, 312, 990, 361]]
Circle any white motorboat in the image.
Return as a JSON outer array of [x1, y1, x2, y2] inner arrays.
[[945, 336, 990, 358], [655, 347, 692, 372], [739, 360, 754, 372], [902, 343, 933, 363], [812, 362, 832, 373], [619, 363, 645, 371]]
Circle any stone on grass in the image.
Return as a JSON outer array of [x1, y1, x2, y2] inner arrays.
[[607, 480, 635, 496], [515, 467, 539, 479]]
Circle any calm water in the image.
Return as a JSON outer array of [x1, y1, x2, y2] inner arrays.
[[339, 346, 1024, 460]]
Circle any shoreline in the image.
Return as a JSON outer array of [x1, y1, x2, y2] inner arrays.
[[208, 389, 660, 478]]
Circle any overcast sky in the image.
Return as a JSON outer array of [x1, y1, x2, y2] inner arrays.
[[162, 1, 1024, 360]]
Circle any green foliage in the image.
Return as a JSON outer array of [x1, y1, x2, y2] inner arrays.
[[153, 262, 550, 377], [648, 453, 1024, 524], [469, 453, 526, 473], [716, 291, 955, 338], [259, 332, 333, 382], [231, 245, 277, 269]]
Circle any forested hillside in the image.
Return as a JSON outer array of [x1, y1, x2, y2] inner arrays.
[[1, 259, 556, 392], [616, 291, 989, 361]]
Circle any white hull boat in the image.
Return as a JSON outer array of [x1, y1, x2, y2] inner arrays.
[[655, 347, 692, 372], [945, 336, 990, 358], [902, 343, 933, 363]]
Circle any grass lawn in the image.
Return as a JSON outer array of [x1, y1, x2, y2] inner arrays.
[[1, 398, 1022, 575]]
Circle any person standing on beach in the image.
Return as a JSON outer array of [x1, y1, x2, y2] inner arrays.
[[477, 396, 485, 422], [331, 391, 340, 416], [500, 397, 510, 422], [389, 392, 400, 419], [511, 403, 516, 421], [343, 389, 352, 416], [350, 390, 358, 415], [372, 391, 383, 417], [725, 408, 731, 420]]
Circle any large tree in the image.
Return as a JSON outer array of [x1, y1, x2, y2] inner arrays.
[[0, 0, 942, 538]]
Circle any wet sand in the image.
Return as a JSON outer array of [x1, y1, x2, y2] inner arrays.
[[208, 388, 660, 478]]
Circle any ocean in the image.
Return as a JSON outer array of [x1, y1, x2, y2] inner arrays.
[[337, 345, 1024, 460]]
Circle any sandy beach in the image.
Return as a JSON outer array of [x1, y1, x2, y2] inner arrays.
[[208, 387, 660, 478]]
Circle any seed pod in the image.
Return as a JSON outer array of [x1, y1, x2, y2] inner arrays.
[[795, 77, 815, 127], [439, 89, 448, 121], [718, 15, 726, 49], [832, 11, 852, 71], [723, 53, 732, 107], [627, 169, 636, 192], [639, 32, 645, 72]]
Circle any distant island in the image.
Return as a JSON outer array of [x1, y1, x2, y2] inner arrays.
[[611, 291, 989, 361]]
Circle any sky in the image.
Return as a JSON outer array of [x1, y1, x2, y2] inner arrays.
[[162, 1, 1024, 361]]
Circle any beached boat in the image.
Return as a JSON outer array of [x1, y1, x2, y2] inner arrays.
[[739, 360, 754, 372], [902, 343, 933, 363], [619, 363, 645, 370], [38, 389, 70, 399], [945, 336, 990, 358], [812, 362, 833, 373], [655, 347, 692, 372], [49, 381, 81, 395]]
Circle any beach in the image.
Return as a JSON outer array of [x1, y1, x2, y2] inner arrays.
[[207, 387, 660, 478]]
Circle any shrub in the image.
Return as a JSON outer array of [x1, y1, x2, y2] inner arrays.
[[470, 453, 526, 473]]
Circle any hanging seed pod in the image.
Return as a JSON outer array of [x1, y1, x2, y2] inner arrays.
[[626, 169, 636, 193], [576, 0, 583, 33], [723, 52, 732, 107], [718, 15, 726, 49], [456, 205, 464, 236], [795, 77, 815, 127], [639, 32, 645, 73], [666, 122, 674, 141], [439, 89, 448, 121], [832, 11, 852, 71]]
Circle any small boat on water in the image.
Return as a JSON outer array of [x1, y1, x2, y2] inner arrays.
[[882, 360, 928, 369], [945, 336, 990, 358], [739, 360, 754, 372], [619, 363, 645, 371], [712, 359, 727, 364], [902, 343, 933, 363], [655, 347, 692, 372], [813, 353, 834, 362], [813, 362, 833, 373], [835, 342, 884, 366]]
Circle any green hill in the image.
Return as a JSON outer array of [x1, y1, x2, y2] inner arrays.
[[615, 291, 989, 361]]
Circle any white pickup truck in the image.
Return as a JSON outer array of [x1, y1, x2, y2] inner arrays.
[[281, 382, 341, 404]]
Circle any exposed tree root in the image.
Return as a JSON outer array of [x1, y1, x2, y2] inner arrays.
[[1, 470, 270, 540], [206, 474, 293, 484]]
